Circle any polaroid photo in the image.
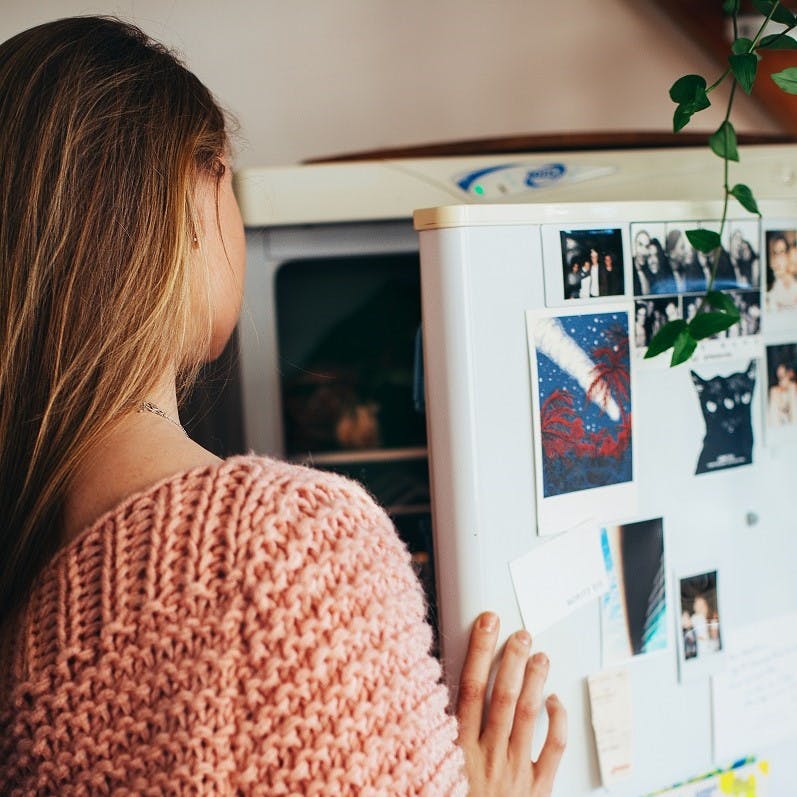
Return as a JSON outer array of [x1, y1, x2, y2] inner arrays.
[[763, 223, 797, 339], [541, 225, 628, 307], [675, 569, 723, 681], [525, 304, 637, 536], [690, 359, 757, 475], [764, 342, 797, 446], [600, 517, 669, 666]]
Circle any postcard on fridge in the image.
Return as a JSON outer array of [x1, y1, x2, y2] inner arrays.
[[525, 305, 638, 536]]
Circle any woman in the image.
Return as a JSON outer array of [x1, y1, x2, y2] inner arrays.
[[646, 238, 676, 295], [0, 17, 565, 795], [768, 362, 797, 427]]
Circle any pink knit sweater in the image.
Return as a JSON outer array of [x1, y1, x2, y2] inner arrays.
[[0, 455, 467, 795]]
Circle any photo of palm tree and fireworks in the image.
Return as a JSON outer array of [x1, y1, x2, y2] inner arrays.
[[531, 311, 632, 499]]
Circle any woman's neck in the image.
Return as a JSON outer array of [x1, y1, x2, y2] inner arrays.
[[59, 374, 221, 549]]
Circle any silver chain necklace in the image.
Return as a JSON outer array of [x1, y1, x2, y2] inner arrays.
[[138, 400, 187, 436]]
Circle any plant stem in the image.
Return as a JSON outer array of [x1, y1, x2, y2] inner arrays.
[[699, 2, 780, 310], [750, 1, 784, 49]]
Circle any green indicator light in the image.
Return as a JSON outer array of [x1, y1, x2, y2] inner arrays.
[[474, 184, 485, 196]]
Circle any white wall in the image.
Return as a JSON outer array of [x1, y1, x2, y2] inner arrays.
[[0, 0, 779, 169]]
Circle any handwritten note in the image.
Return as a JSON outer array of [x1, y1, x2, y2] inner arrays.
[[509, 525, 608, 636], [587, 667, 633, 786], [712, 612, 797, 763]]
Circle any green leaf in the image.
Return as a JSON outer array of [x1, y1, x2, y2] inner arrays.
[[674, 105, 698, 132], [669, 74, 708, 104], [673, 105, 693, 132], [688, 311, 740, 340], [758, 32, 797, 49], [669, 75, 711, 132], [686, 228, 722, 253], [772, 66, 797, 93], [729, 53, 758, 94], [730, 182, 761, 215], [671, 328, 698, 366], [645, 319, 687, 359], [709, 121, 739, 161], [752, 0, 795, 25], [732, 37, 753, 55], [705, 290, 742, 316], [723, 0, 740, 13]]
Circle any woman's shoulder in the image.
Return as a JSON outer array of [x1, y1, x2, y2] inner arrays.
[[10, 454, 402, 676], [209, 454, 405, 578], [97, 453, 395, 572]]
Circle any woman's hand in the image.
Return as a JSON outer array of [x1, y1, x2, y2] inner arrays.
[[456, 612, 567, 796]]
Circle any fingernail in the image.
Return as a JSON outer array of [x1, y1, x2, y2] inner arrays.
[[533, 652, 549, 667], [546, 694, 559, 707], [479, 612, 498, 631], [515, 630, 531, 647]]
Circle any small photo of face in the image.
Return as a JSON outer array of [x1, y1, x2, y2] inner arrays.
[[560, 228, 625, 300], [678, 570, 721, 663], [766, 342, 797, 428], [765, 230, 797, 312]]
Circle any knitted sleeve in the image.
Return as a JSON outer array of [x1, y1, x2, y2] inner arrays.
[[231, 462, 467, 796]]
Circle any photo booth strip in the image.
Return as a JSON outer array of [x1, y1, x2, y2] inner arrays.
[[630, 219, 763, 368]]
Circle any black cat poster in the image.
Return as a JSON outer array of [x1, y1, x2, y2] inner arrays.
[[690, 360, 756, 474]]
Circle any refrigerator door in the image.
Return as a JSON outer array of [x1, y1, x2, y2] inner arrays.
[[418, 198, 797, 796]]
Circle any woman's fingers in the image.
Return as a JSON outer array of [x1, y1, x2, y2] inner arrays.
[[533, 694, 568, 794], [456, 611, 500, 745], [456, 613, 566, 796], [481, 629, 532, 752], [508, 651, 549, 762]]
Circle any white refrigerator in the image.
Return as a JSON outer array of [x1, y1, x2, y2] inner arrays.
[[415, 193, 797, 796]]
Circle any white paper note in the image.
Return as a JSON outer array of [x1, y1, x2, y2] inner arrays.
[[509, 525, 608, 636], [587, 667, 633, 786], [711, 612, 797, 762]]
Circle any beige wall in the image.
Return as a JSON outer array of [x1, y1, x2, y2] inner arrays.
[[0, 1, 779, 169]]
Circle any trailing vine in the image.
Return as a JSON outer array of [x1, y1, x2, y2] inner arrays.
[[646, 0, 797, 365]]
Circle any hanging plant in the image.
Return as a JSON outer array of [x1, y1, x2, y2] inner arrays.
[[646, 0, 797, 365]]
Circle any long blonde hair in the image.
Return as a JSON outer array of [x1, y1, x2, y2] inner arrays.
[[0, 17, 228, 617]]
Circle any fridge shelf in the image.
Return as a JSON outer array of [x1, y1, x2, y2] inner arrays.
[[292, 445, 428, 466], [384, 502, 432, 517]]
